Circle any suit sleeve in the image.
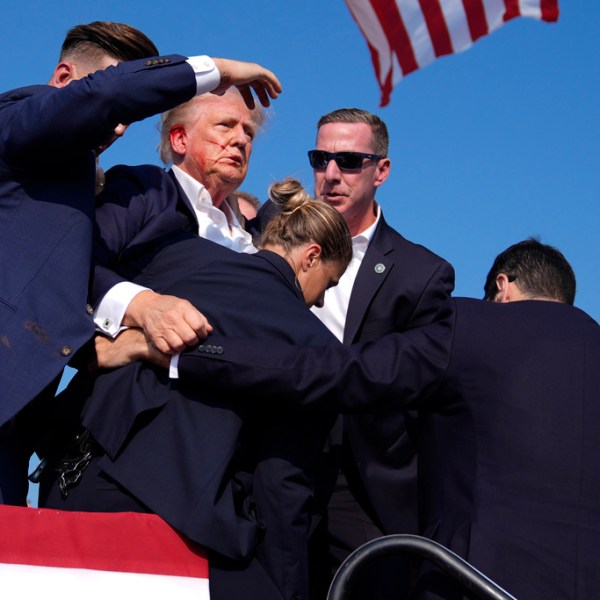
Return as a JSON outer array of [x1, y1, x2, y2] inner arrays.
[[1, 55, 196, 167], [406, 259, 455, 330], [177, 300, 455, 413], [91, 167, 160, 303]]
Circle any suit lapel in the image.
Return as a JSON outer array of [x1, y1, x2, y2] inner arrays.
[[344, 220, 395, 344], [167, 168, 199, 226]]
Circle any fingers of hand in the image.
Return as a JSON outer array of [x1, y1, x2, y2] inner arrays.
[[250, 82, 270, 107], [238, 85, 257, 109]]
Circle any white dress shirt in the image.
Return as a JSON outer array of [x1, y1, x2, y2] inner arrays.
[[91, 53, 258, 379], [311, 206, 381, 342]]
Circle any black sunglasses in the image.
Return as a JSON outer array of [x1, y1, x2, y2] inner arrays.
[[308, 150, 385, 171]]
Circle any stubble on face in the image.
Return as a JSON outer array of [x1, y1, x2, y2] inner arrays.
[[313, 122, 380, 235]]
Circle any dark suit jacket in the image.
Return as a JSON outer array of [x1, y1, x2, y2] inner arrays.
[[339, 215, 454, 537], [0, 55, 196, 425], [177, 298, 600, 599], [249, 206, 454, 539], [91, 163, 248, 301], [91, 164, 199, 301], [48, 237, 339, 600]]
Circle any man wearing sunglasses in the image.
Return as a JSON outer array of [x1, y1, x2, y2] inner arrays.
[[306, 108, 455, 598]]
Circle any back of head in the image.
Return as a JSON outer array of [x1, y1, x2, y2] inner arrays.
[[483, 238, 576, 304], [317, 107, 389, 156], [259, 177, 353, 268], [236, 191, 262, 220], [59, 21, 158, 65]]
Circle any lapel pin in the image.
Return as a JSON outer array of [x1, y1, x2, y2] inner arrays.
[[374, 263, 386, 274]]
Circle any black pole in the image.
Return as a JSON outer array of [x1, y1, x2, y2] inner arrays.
[[327, 534, 517, 600]]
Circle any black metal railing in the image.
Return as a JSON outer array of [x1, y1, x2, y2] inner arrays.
[[327, 534, 517, 600]]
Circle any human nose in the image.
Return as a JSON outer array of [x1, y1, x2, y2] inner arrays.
[[230, 124, 249, 147], [324, 158, 341, 181], [313, 292, 326, 308]]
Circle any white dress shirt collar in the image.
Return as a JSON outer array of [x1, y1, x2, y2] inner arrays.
[[172, 165, 256, 254], [311, 204, 381, 341]]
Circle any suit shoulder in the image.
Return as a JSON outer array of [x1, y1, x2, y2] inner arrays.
[[104, 163, 168, 182], [0, 84, 49, 104], [102, 164, 175, 194], [376, 217, 452, 269]]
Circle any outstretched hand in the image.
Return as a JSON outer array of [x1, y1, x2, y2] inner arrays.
[[212, 58, 282, 109]]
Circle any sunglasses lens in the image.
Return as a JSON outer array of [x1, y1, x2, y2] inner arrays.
[[308, 151, 328, 169], [308, 151, 375, 170], [335, 153, 363, 170]]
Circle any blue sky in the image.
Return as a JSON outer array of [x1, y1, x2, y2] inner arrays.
[[2, 2, 597, 501], [2, 1, 596, 316]]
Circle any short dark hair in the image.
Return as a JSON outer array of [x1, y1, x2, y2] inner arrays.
[[60, 21, 158, 63], [317, 108, 389, 157], [483, 238, 576, 305]]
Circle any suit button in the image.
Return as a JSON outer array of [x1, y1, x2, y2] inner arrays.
[[197, 344, 206, 353], [216, 346, 224, 355], [59, 346, 72, 357], [85, 304, 94, 315]]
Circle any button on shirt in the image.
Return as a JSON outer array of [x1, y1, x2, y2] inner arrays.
[[311, 206, 381, 342]]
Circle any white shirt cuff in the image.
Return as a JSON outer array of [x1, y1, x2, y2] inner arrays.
[[94, 282, 150, 337], [185, 55, 221, 95], [169, 353, 180, 379]]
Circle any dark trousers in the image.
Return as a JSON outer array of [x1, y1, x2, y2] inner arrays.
[[0, 380, 60, 506], [323, 470, 415, 600]]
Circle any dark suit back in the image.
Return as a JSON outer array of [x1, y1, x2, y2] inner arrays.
[[413, 299, 600, 600]]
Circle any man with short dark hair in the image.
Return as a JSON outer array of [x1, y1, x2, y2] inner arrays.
[[168, 238, 600, 599], [0, 20, 282, 505], [246, 106, 455, 596], [307, 107, 455, 596], [483, 237, 576, 303]]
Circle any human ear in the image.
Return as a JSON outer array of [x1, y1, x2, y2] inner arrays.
[[49, 62, 76, 88], [169, 125, 188, 156], [494, 274, 511, 303], [301, 244, 322, 271], [374, 157, 391, 187]]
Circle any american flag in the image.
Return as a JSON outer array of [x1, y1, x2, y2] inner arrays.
[[345, 0, 560, 106], [0, 505, 210, 599]]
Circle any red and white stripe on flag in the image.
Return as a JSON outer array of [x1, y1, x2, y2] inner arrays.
[[0, 505, 209, 599], [345, 0, 559, 106]]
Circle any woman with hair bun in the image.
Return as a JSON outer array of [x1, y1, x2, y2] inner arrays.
[[40, 178, 352, 600]]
